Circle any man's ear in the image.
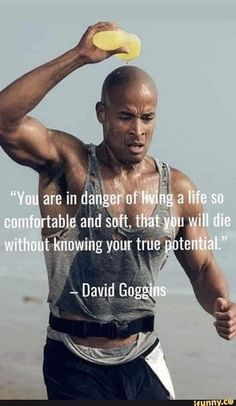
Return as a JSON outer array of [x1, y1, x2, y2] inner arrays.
[[96, 102, 105, 124]]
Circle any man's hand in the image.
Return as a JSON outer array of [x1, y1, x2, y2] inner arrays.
[[213, 297, 236, 340], [76, 21, 128, 64]]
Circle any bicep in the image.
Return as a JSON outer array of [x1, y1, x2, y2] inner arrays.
[[0, 116, 60, 171]]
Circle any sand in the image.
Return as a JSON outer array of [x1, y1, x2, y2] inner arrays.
[[0, 276, 235, 400]]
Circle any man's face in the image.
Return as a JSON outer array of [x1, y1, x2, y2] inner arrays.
[[96, 83, 157, 165]]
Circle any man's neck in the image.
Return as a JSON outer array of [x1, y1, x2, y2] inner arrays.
[[96, 142, 144, 178]]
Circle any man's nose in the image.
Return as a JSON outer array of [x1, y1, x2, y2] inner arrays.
[[128, 118, 145, 136]]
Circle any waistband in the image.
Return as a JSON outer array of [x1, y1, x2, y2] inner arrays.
[[49, 313, 155, 339]]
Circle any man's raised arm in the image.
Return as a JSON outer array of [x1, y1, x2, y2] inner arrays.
[[0, 22, 122, 171]]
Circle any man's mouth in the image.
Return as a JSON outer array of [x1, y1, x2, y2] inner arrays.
[[127, 142, 145, 154]]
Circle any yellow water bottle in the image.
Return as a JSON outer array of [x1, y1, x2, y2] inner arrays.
[[92, 30, 141, 61]]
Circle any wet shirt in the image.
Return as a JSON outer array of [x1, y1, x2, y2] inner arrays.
[[43, 143, 175, 363]]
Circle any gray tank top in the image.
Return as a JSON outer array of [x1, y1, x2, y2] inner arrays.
[[43, 143, 175, 363]]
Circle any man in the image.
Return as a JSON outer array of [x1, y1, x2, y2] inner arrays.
[[0, 21, 235, 400]]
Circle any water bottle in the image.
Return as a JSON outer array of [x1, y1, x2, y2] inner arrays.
[[92, 30, 141, 61]]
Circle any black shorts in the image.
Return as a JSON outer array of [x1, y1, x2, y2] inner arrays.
[[43, 338, 171, 400]]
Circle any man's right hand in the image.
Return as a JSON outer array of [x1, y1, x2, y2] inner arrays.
[[76, 21, 128, 65]]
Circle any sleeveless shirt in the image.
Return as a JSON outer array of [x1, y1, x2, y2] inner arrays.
[[43, 143, 175, 364]]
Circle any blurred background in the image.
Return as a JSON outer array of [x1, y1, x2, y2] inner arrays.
[[0, 0, 235, 400]]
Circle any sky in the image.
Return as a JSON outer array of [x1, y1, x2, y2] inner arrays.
[[0, 3, 236, 400]]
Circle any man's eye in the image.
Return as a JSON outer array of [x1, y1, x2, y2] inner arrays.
[[142, 116, 154, 121], [119, 116, 132, 120]]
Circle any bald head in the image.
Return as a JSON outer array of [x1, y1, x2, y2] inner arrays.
[[96, 65, 157, 165], [101, 66, 157, 104]]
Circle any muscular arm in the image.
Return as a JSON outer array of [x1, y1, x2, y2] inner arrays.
[[172, 169, 236, 339], [174, 198, 229, 314], [0, 22, 122, 171]]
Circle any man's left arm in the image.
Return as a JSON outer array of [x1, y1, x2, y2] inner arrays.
[[172, 171, 236, 340]]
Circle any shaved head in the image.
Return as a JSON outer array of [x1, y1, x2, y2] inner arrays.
[[96, 65, 157, 166], [101, 66, 157, 104]]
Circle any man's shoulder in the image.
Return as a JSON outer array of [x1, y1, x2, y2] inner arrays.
[[145, 157, 189, 186], [169, 166, 197, 198], [48, 129, 88, 160], [147, 156, 194, 192], [49, 128, 86, 147]]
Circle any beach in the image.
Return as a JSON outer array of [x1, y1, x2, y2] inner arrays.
[[0, 275, 235, 400]]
